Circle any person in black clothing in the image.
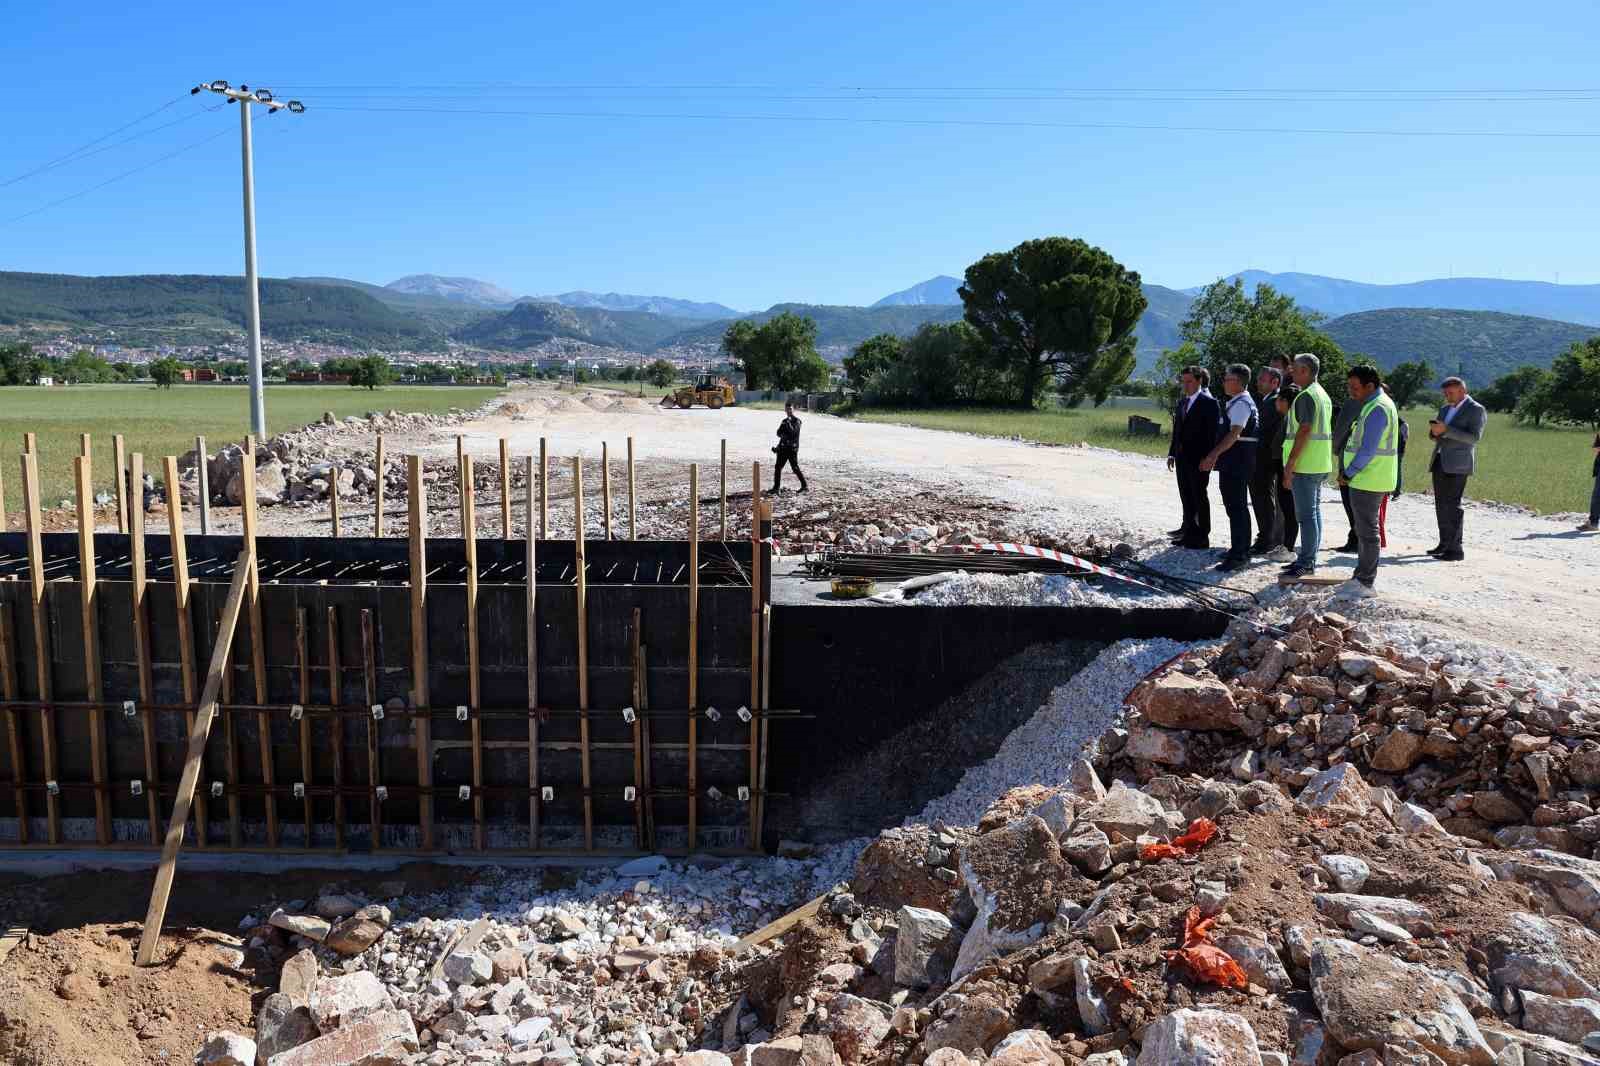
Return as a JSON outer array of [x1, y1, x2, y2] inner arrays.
[[771, 400, 807, 493], [1578, 433, 1600, 532], [1200, 363, 1260, 571], [1249, 365, 1284, 554], [1275, 386, 1300, 551], [1166, 366, 1221, 549]]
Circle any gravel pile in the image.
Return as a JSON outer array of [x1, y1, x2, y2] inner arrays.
[[899, 571, 1191, 610]]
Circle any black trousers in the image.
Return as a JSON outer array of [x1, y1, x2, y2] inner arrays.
[[1432, 467, 1468, 551], [772, 447, 806, 491], [1175, 461, 1211, 543], [1278, 476, 1299, 550], [1219, 470, 1253, 560], [1339, 483, 1357, 546], [1249, 460, 1280, 547]]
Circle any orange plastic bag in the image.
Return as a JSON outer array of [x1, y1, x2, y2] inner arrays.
[[1140, 817, 1218, 861], [1163, 905, 1250, 990]]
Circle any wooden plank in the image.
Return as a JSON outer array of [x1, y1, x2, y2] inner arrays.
[[241, 441, 276, 847], [538, 437, 548, 540], [296, 608, 313, 847], [361, 609, 381, 851], [1277, 574, 1346, 587], [499, 437, 512, 539], [195, 435, 211, 535], [688, 462, 700, 851], [734, 894, 824, 954], [602, 441, 613, 540], [525, 455, 539, 849], [326, 605, 346, 849], [0, 603, 27, 844], [113, 433, 128, 534], [407, 455, 433, 850], [749, 461, 761, 850], [463, 454, 485, 851], [574, 456, 593, 850], [130, 453, 161, 844], [330, 465, 342, 538], [135, 551, 252, 966], [19, 454, 58, 843], [373, 434, 386, 537], [629, 606, 644, 848], [720, 439, 728, 540], [75, 455, 111, 845], [627, 436, 636, 540], [163, 456, 206, 847]]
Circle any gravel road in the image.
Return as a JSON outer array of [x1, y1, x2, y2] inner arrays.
[[368, 389, 1600, 670]]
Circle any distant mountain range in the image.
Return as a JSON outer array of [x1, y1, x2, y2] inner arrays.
[[1321, 309, 1599, 380], [537, 291, 740, 320], [376, 273, 739, 320], [872, 275, 962, 307], [386, 274, 519, 307]]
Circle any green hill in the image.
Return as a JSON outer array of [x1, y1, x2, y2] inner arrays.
[[0, 271, 445, 350], [454, 300, 699, 351], [657, 303, 965, 354], [1320, 308, 1599, 381]]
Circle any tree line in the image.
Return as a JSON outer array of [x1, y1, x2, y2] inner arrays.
[[1478, 338, 1600, 429]]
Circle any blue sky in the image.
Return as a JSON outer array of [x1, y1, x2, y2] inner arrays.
[[4, 1, 1600, 310]]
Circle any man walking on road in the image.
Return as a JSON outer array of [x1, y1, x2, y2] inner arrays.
[[1200, 363, 1260, 572], [770, 400, 807, 494], [1427, 376, 1486, 561], [1249, 365, 1284, 556], [1167, 366, 1220, 549], [1280, 353, 1335, 580], [1579, 432, 1600, 533], [1337, 365, 1398, 597]]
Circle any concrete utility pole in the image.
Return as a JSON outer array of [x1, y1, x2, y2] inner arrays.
[[193, 81, 305, 440]]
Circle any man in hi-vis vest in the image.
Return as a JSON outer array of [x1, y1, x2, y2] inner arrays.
[[1336, 364, 1399, 598], [1279, 353, 1334, 580]]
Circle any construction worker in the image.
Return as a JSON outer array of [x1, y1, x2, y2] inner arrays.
[[1337, 364, 1399, 597], [1279, 353, 1334, 580], [771, 400, 807, 493]]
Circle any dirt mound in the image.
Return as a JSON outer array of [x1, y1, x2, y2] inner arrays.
[[0, 923, 259, 1066]]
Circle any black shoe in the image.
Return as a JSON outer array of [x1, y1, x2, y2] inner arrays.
[[1436, 550, 1465, 561], [1337, 539, 1359, 552], [1248, 540, 1273, 555], [798, 484, 808, 493], [1281, 562, 1315, 579], [1214, 556, 1248, 572], [1425, 545, 1446, 556], [1168, 527, 1187, 537], [1178, 538, 1210, 550]]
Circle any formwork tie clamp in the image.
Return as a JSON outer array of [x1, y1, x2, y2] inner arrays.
[[704, 706, 721, 723], [375, 786, 388, 802], [736, 706, 752, 723], [624, 786, 636, 802], [292, 782, 305, 799], [458, 785, 471, 801], [122, 700, 137, 719], [290, 704, 304, 721], [371, 704, 384, 721], [540, 786, 554, 802], [621, 706, 636, 724], [130, 779, 143, 797], [456, 705, 469, 721], [210, 781, 224, 797]]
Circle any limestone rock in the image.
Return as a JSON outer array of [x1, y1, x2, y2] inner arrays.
[[1310, 938, 1494, 1066], [1319, 855, 1371, 892], [1218, 931, 1292, 991], [279, 949, 319, 1008], [1371, 729, 1426, 773], [309, 971, 394, 1031], [256, 993, 319, 1065], [894, 906, 958, 988], [1079, 784, 1168, 840], [951, 816, 1064, 979], [1518, 991, 1600, 1046], [324, 912, 388, 957], [1297, 764, 1372, 822], [990, 1030, 1064, 1066], [1134, 1009, 1261, 1066], [264, 1009, 417, 1066], [1060, 823, 1112, 876], [268, 910, 331, 942], [1474, 792, 1529, 825], [1125, 724, 1190, 766], [1075, 956, 1111, 1036], [1485, 912, 1600, 999], [922, 994, 1011, 1055], [442, 950, 493, 986], [1067, 759, 1108, 802], [1314, 893, 1437, 936], [824, 995, 892, 1065], [1131, 672, 1240, 731], [197, 1032, 257, 1066], [1486, 851, 1600, 929]]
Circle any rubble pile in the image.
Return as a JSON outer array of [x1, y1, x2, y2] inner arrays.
[[1112, 610, 1600, 861]]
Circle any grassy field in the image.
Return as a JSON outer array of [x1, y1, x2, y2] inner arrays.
[[848, 402, 1598, 516], [0, 384, 502, 514]]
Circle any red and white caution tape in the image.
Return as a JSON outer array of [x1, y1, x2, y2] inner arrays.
[[965, 542, 1171, 595]]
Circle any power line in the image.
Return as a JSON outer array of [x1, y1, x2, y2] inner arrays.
[[298, 90, 1600, 104], [0, 95, 190, 189], [2, 125, 234, 226], [269, 81, 1600, 94], [314, 104, 1600, 139]]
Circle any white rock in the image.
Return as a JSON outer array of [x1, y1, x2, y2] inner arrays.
[[1134, 1009, 1260, 1066], [197, 1031, 257, 1066], [1318, 855, 1371, 892]]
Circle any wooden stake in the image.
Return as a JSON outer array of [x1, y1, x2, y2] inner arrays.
[[241, 440, 276, 847], [163, 456, 206, 846], [81, 432, 91, 459], [19, 454, 57, 843], [296, 608, 312, 846], [574, 456, 593, 850], [326, 605, 346, 849], [361, 609, 381, 851], [75, 455, 111, 844], [373, 434, 386, 537], [0, 603, 27, 844], [538, 437, 548, 540], [0, 458, 6, 533], [113, 434, 128, 534], [720, 439, 727, 540], [627, 436, 636, 540], [195, 435, 211, 535], [456, 435, 466, 534], [525, 455, 539, 849], [463, 454, 485, 850], [499, 437, 512, 539], [407, 455, 433, 849], [135, 551, 251, 967], [23, 432, 36, 454], [749, 461, 761, 850], [688, 463, 699, 851], [330, 466, 342, 538], [602, 442, 613, 540], [130, 453, 160, 843]]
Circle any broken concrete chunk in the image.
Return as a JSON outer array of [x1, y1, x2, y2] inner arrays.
[[1134, 1009, 1261, 1066]]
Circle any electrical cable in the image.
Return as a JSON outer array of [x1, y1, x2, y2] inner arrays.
[[0, 95, 189, 189], [267, 82, 1600, 94], [312, 104, 1600, 139], [296, 90, 1600, 104]]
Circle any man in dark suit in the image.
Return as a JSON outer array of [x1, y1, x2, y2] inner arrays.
[[1249, 365, 1284, 554], [1166, 365, 1221, 549], [1427, 375, 1487, 561], [1580, 432, 1600, 533]]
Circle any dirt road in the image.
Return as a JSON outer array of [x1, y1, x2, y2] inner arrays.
[[420, 394, 1599, 671]]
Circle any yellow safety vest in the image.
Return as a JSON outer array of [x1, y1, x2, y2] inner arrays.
[[1343, 391, 1400, 493], [1284, 380, 1334, 475]]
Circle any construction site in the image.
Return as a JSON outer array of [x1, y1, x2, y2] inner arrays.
[[1, 387, 1598, 1066]]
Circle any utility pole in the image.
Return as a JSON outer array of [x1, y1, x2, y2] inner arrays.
[[193, 81, 305, 440]]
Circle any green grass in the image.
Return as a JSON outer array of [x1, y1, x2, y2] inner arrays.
[[846, 402, 1597, 516], [0, 383, 502, 514]]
